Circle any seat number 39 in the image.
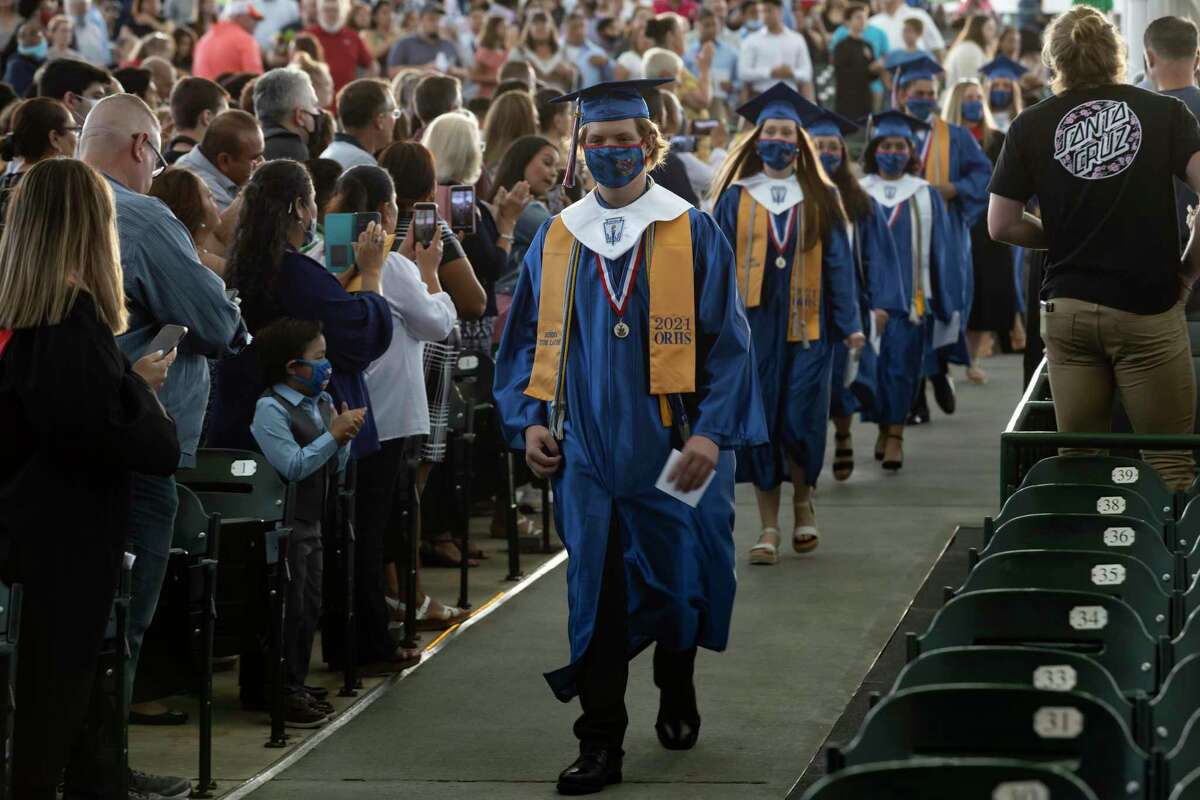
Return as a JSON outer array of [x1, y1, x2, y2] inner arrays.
[[1111, 467, 1139, 484]]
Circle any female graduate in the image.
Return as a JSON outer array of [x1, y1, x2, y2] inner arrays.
[[494, 79, 766, 796], [858, 110, 962, 470], [711, 82, 865, 565], [980, 54, 1026, 133], [803, 109, 906, 481]]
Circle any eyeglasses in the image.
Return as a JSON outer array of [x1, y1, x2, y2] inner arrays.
[[136, 133, 167, 176]]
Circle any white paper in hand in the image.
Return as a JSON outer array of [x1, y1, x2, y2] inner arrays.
[[655, 449, 716, 508], [932, 311, 961, 350]]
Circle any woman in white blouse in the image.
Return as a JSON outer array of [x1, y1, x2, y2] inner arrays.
[[942, 14, 995, 94], [507, 10, 576, 92]]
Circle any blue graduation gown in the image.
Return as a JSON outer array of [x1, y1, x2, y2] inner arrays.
[[713, 184, 860, 489], [918, 122, 991, 368], [861, 181, 959, 425], [493, 206, 767, 702], [830, 197, 907, 419]]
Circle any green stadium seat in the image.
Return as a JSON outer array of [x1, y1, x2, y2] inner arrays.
[[889, 646, 1139, 744], [955, 550, 1177, 637], [795, 758, 1100, 800], [826, 685, 1151, 799], [1021, 455, 1176, 520], [1171, 766, 1200, 800], [907, 589, 1167, 694], [993, 484, 1164, 531], [979, 514, 1182, 591], [1150, 655, 1200, 753], [1172, 497, 1200, 558]]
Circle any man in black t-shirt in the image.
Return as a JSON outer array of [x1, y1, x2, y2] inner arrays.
[[833, 3, 881, 122], [988, 49, 1200, 490]]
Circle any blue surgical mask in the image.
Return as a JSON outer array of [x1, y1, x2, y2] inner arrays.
[[744, 18, 763, 30], [960, 100, 984, 122], [876, 151, 909, 178], [819, 152, 842, 175], [756, 139, 797, 170], [584, 144, 645, 189], [989, 88, 1013, 109], [302, 217, 317, 247], [18, 39, 47, 60], [906, 98, 937, 120], [293, 357, 333, 394]]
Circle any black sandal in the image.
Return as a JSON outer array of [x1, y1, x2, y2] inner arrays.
[[833, 432, 854, 481], [874, 432, 885, 462], [882, 434, 904, 472]]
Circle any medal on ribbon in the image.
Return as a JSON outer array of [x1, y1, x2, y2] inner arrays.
[[596, 232, 643, 339], [767, 206, 796, 269]]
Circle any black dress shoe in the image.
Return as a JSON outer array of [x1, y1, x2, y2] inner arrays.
[[557, 749, 623, 795], [907, 393, 930, 425], [128, 709, 189, 726], [930, 373, 956, 414], [656, 688, 701, 750]]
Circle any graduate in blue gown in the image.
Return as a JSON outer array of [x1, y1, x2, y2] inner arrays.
[[893, 54, 992, 418], [803, 108, 906, 482], [857, 110, 961, 470], [493, 78, 766, 796], [710, 83, 864, 564]]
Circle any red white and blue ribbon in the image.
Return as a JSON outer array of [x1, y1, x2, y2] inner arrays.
[[767, 206, 797, 257], [595, 232, 645, 317]]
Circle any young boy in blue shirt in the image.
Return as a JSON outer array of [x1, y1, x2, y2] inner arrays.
[[251, 318, 365, 728]]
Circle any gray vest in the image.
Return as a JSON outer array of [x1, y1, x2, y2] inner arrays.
[[268, 390, 334, 524]]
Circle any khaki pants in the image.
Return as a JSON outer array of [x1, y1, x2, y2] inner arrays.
[[1040, 297, 1196, 491]]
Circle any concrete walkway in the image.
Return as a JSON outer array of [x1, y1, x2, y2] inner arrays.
[[249, 355, 1024, 800]]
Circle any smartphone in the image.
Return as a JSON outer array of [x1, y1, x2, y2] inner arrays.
[[324, 212, 382, 274], [449, 185, 476, 233], [669, 135, 697, 154], [412, 202, 438, 247], [143, 324, 188, 358], [691, 119, 719, 136]]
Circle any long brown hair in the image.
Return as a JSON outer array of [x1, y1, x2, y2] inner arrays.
[[710, 123, 846, 250], [826, 140, 872, 222], [0, 158, 126, 332], [482, 90, 538, 167], [952, 14, 994, 55]]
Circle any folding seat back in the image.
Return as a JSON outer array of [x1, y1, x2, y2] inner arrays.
[[1150, 655, 1200, 753], [891, 646, 1136, 740], [1021, 456, 1174, 521], [795, 758, 1100, 800], [1171, 766, 1200, 800], [957, 550, 1176, 637], [908, 589, 1165, 694], [827, 685, 1150, 800], [176, 449, 289, 527], [173, 483, 217, 558], [981, 514, 1180, 591], [994, 484, 1162, 530], [1175, 496, 1200, 559]]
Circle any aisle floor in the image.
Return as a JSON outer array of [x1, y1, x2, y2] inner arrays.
[[247, 355, 1024, 800]]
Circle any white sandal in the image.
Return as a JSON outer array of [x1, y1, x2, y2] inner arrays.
[[750, 527, 781, 565], [793, 503, 819, 554]]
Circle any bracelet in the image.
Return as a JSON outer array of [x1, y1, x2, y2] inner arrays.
[[499, 233, 514, 242]]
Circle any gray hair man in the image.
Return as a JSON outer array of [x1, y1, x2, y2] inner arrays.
[[78, 93, 247, 800], [254, 66, 322, 161]]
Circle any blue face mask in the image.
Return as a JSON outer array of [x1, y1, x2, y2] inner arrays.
[[990, 88, 1013, 109], [584, 145, 645, 189], [744, 18, 763, 30], [960, 100, 984, 122], [876, 151, 909, 178], [756, 139, 798, 171], [293, 358, 333, 394], [906, 98, 937, 120], [19, 39, 47, 60], [819, 152, 842, 175]]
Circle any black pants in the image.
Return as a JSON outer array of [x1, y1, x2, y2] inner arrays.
[[285, 527, 322, 693], [574, 519, 696, 753], [321, 441, 403, 667], [8, 533, 122, 798]]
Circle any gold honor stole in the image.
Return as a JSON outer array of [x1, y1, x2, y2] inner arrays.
[[734, 187, 822, 343], [921, 117, 952, 187], [525, 214, 696, 427]]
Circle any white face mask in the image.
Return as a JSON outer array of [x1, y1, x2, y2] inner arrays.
[[318, 15, 341, 32]]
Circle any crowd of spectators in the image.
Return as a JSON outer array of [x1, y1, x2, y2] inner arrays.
[[0, 0, 1194, 793]]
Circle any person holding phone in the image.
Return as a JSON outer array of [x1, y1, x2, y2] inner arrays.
[[494, 78, 766, 794]]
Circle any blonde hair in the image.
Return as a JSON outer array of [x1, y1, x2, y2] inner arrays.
[[942, 78, 1000, 150], [709, 121, 845, 249], [575, 117, 670, 173], [422, 110, 484, 186], [1042, 6, 1126, 94], [642, 47, 683, 80], [0, 158, 126, 333]]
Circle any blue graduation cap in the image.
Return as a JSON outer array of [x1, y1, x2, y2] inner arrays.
[[803, 107, 858, 138], [883, 49, 925, 69], [551, 78, 674, 188], [979, 55, 1028, 81], [735, 82, 822, 127], [862, 109, 929, 142], [893, 53, 944, 86]]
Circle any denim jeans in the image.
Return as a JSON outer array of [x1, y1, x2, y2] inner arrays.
[[125, 472, 179, 704]]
